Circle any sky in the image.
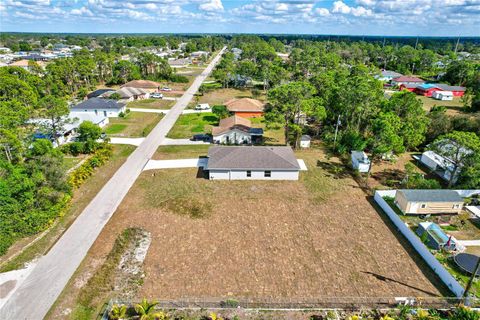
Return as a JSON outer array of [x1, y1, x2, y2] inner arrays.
[[0, 0, 479, 36]]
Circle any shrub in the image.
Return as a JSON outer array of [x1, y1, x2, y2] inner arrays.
[[169, 74, 189, 83], [69, 144, 113, 188]]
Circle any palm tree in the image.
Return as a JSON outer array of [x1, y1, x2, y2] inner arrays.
[[108, 304, 127, 320], [134, 298, 166, 320]]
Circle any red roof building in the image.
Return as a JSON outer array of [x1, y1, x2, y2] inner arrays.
[[391, 76, 425, 86]]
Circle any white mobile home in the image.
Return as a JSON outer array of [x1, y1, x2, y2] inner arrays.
[[351, 151, 370, 173], [432, 91, 453, 101], [395, 189, 464, 215], [205, 146, 300, 180], [300, 135, 311, 148]]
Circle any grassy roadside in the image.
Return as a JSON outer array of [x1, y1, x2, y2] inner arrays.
[[0, 144, 136, 272], [166, 113, 219, 139], [105, 112, 164, 137], [127, 99, 174, 110]]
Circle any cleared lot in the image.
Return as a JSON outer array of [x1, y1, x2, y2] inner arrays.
[[49, 146, 447, 318]]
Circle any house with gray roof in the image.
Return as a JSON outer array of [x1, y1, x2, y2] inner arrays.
[[375, 70, 403, 82], [71, 98, 126, 117], [205, 146, 301, 180], [394, 189, 464, 215]]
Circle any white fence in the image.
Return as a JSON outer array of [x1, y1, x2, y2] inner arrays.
[[374, 190, 465, 297]]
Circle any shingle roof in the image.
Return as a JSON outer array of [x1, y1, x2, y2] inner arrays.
[[225, 98, 265, 112], [87, 89, 115, 99], [393, 76, 425, 83], [113, 87, 148, 98], [436, 84, 466, 91], [71, 98, 125, 110], [212, 115, 252, 136], [381, 70, 403, 77], [206, 146, 300, 170], [398, 190, 463, 203], [121, 80, 160, 89]]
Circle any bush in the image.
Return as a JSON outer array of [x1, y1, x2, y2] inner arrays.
[[169, 74, 189, 83], [211, 105, 230, 119], [69, 145, 113, 188]]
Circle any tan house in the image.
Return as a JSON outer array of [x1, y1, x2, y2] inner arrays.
[[394, 190, 464, 215], [225, 98, 265, 118], [121, 80, 160, 92]]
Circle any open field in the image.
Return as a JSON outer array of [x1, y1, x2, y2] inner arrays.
[[166, 113, 219, 139], [49, 146, 448, 319], [127, 98, 175, 110], [416, 95, 464, 115], [105, 112, 164, 137], [189, 88, 265, 109], [0, 145, 136, 272]]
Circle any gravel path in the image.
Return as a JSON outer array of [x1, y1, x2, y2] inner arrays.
[[0, 47, 226, 320]]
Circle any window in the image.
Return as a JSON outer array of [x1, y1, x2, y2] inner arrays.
[[94, 109, 98, 115], [103, 111, 107, 117], [264, 170, 271, 178], [454, 204, 460, 209], [246, 171, 251, 177], [421, 204, 427, 208]]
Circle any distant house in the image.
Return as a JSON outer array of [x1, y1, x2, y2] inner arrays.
[[86, 89, 115, 100], [394, 189, 464, 215], [212, 115, 263, 145], [205, 146, 301, 180], [9, 59, 32, 71], [351, 151, 370, 173], [376, 70, 403, 82], [399, 83, 418, 92], [300, 135, 311, 148], [168, 58, 190, 68], [106, 87, 150, 102], [70, 98, 126, 117], [391, 76, 425, 86], [121, 80, 160, 92], [416, 222, 462, 252], [225, 98, 265, 118], [190, 51, 209, 59], [414, 83, 466, 97]]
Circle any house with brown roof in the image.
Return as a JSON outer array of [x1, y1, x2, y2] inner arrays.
[[205, 146, 301, 180], [121, 80, 160, 92], [225, 98, 265, 118], [391, 76, 425, 87], [212, 115, 263, 145]]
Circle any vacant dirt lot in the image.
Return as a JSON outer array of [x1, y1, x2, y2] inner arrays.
[[50, 147, 446, 318]]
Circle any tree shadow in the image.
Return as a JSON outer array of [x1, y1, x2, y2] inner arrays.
[[361, 271, 441, 297], [370, 169, 404, 188], [316, 160, 350, 179]]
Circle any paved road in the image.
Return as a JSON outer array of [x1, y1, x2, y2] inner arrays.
[[0, 47, 226, 320]]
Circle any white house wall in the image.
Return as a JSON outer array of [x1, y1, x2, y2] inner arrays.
[[72, 107, 126, 118], [209, 169, 299, 180], [213, 129, 251, 144]]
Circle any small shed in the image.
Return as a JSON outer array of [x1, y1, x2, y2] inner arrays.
[[351, 151, 370, 173], [432, 91, 453, 101], [300, 135, 311, 148]]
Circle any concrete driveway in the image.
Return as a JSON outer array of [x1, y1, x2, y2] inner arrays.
[[109, 137, 146, 146], [0, 47, 227, 320], [161, 138, 210, 146], [143, 158, 208, 170]]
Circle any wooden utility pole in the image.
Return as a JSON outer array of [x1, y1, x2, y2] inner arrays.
[[463, 255, 480, 304]]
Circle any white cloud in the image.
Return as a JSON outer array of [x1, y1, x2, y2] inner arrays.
[[199, 0, 223, 12], [315, 7, 330, 16], [71, 6, 93, 16]]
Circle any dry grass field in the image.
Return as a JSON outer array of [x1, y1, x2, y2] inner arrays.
[[190, 88, 265, 108], [49, 145, 448, 319], [416, 95, 464, 115]]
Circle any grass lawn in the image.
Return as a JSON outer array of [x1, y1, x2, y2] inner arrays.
[[152, 145, 210, 160], [250, 117, 285, 145], [105, 112, 164, 137], [105, 123, 127, 135], [49, 145, 448, 318], [189, 88, 266, 109], [0, 144, 136, 272], [63, 155, 87, 171], [127, 98, 175, 110], [417, 95, 464, 115], [166, 113, 219, 139]]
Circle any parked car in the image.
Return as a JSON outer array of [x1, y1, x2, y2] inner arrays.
[[151, 93, 163, 99], [195, 103, 210, 110], [191, 134, 210, 142], [161, 87, 172, 91]]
